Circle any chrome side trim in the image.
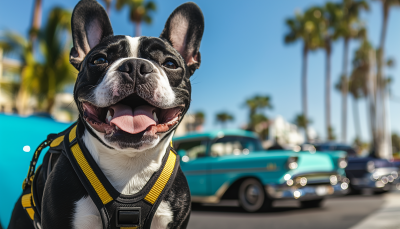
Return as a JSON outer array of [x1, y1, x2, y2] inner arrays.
[[185, 167, 279, 175], [191, 182, 229, 203]]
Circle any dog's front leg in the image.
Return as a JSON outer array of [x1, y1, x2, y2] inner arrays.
[[72, 197, 102, 229], [150, 201, 173, 229]]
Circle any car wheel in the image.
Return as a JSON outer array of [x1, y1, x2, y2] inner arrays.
[[191, 202, 202, 209], [374, 190, 389, 195], [238, 178, 271, 212], [300, 198, 324, 208], [347, 185, 361, 195]]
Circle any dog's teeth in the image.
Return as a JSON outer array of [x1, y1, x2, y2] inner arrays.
[[106, 110, 113, 123], [116, 126, 119, 130], [153, 112, 158, 122]]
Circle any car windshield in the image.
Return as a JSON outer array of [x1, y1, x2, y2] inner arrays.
[[316, 144, 357, 157], [175, 139, 208, 160], [210, 136, 263, 157]]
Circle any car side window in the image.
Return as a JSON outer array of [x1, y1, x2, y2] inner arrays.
[[210, 136, 263, 157], [175, 140, 208, 160]]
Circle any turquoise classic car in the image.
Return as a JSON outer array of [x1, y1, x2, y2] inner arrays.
[[173, 130, 349, 212], [0, 114, 71, 228]]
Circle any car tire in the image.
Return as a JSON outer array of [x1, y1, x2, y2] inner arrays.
[[191, 202, 202, 209], [374, 190, 389, 195], [238, 178, 271, 212], [348, 185, 361, 195], [300, 198, 324, 208]]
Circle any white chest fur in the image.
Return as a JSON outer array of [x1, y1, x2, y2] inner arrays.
[[72, 130, 173, 229]]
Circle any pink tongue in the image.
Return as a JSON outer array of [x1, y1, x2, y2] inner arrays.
[[109, 104, 156, 134]]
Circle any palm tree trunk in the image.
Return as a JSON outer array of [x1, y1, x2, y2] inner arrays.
[[135, 22, 141, 37], [352, 97, 362, 141], [367, 49, 377, 155], [325, 43, 331, 141], [302, 44, 309, 142], [341, 37, 349, 143], [30, 0, 42, 45], [16, 77, 29, 115], [46, 97, 55, 114], [105, 1, 111, 16], [375, 3, 391, 159]]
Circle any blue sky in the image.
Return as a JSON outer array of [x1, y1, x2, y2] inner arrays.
[[2, 0, 400, 144]]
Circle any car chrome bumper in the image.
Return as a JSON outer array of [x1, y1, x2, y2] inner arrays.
[[266, 183, 348, 200], [349, 168, 399, 191]]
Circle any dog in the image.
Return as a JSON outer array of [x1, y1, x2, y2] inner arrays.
[[8, 0, 204, 228]]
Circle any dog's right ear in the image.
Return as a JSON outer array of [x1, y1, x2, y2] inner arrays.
[[70, 0, 113, 70], [160, 2, 204, 76]]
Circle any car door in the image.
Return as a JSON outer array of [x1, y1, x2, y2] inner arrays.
[[175, 138, 211, 196], [209, 136, 264, 195]]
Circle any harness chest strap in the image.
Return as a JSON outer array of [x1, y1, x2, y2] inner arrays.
[[21, 123, 179, 229], [64, 124, 178, 229]]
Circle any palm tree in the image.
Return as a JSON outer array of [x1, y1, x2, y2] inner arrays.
[[193, 111, 205, 131], [293, 113, 312, 141], [375, 0, 400, 88], [320, 3, 341, 141], [245, 95, 272, 130], [244, 95, 272, 140], [349, 74, 365, 140], [35, 8, 76, 112], [251, 113, 269, 139], [321, 5, 332, 141], [0, 32, 33, 114], [284, 8, 323, 142], [334, 0, 369, 143], [2, 7, 76, 114], [29, 0, 42, 46], [348, 39, 371, 141], [373, 0, 400, 159], [245, 95, 272, 118], [215, 112, 234, 129], [116, 0, 156, 37], [101, 0, 113, 16]]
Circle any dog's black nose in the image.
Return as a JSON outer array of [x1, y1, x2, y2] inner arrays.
[[118, 59, 153, 77]]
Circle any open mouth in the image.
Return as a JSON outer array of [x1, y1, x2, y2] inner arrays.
[[82, 94, 183, 137]]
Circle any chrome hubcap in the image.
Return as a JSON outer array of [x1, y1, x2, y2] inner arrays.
[[245, 185, 260, 204]]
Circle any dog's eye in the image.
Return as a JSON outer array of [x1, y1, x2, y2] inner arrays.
[[92, 57, 108, 65], [162, 60, 177, 69]]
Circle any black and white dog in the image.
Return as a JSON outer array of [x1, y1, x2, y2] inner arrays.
[[8, 0, 204, 228]]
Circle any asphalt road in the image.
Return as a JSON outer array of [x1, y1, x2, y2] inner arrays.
[[188, 194, 385, 229]]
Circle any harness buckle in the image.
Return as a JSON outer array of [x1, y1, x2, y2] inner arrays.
[[116, 207, 141, 228]]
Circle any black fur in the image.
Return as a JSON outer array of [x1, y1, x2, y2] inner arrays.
[[9, 0, 204, 228]]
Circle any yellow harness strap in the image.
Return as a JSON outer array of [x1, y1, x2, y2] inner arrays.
[[144, 151, 177, 204], [68, 125, 177, 206], [21, 193, 35, 220], [68, 125, 113, 204], [21, 167, 39, 221], [50, 135, 64, 147], [21, 123, 177, 228]]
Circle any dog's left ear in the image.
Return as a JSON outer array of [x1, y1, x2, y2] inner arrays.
[[160, 2, 204, 76], [69, 0, 114, 70]]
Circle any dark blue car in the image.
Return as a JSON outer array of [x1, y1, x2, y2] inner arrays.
[[345, 157, 399, 193], [309, 142, 399, 193]]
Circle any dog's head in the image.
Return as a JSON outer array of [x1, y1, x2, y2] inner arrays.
[[70, 0, 204, 151]]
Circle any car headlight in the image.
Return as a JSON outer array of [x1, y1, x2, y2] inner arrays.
[[367, 161, 375, 172], [287, 156, 299, 170], [338, 157, 348, 168]]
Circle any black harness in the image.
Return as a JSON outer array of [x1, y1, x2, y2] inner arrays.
[[21, 122, 180, 229]]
